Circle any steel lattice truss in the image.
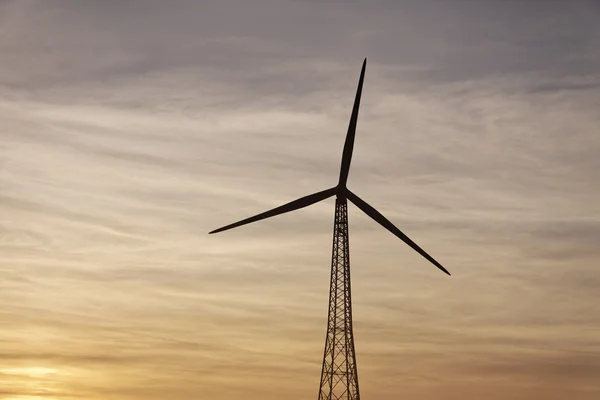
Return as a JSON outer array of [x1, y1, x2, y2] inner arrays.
[[318, 199, 360, 400]]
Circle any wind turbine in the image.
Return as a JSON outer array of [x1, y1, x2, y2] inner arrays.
[[210, 58, 450, 400]]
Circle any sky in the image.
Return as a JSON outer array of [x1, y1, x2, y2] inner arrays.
[[1, 0, 599, 399]]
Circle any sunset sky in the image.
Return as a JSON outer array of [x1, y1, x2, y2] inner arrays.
[[1, 1, 600, 399]]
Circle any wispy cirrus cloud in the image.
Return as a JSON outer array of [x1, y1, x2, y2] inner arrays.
[[1, 0, 599, 399]]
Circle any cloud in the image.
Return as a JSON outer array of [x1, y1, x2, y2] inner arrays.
[[1, 1, 599, 399]]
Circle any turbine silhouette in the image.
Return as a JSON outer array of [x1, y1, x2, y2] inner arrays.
[[210, 58, 450, 400]]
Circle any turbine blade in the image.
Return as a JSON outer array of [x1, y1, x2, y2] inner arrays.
[[347, 190, 450, 275], [209, 187, 337, 234], [338, 58, 367, 187]]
